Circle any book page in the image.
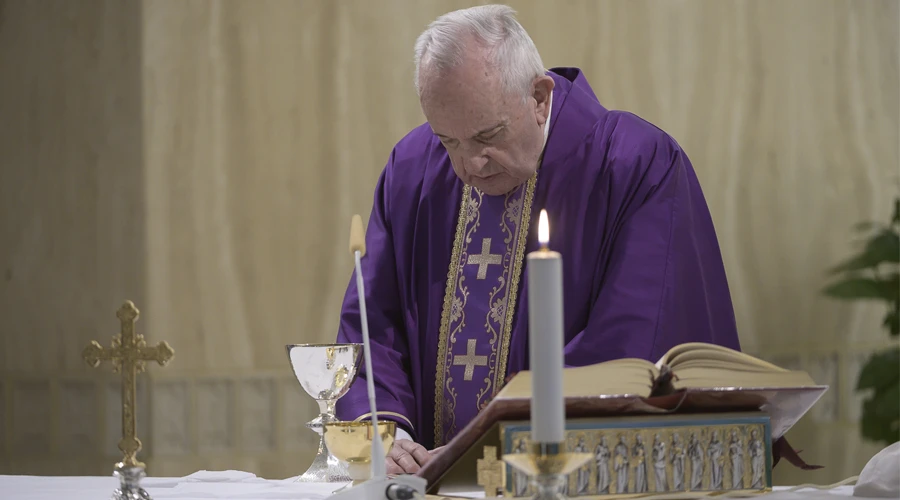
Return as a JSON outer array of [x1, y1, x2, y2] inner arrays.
[[658, 342, 787, 372], [672, 369, 816, 389], [656, 342, 817, 388], [497, 358, 657, 399], [499, 343, 817, 401]]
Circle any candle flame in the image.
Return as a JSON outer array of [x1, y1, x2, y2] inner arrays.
[[538, 209, 549, 248]]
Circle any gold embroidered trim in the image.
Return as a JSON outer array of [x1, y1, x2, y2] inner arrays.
[[443, 188, 481, 439], [495, 173, 537, 387], [354, 411, 414, 431], [432, 175, 537, 446], [434, 184, 472, 447]]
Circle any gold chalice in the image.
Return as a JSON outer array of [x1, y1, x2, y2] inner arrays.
[[286, 343, 363, 483], [323, 421, 396, 487]]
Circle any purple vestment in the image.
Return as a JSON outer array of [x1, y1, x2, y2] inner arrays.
[[335, 67, 741, 449]]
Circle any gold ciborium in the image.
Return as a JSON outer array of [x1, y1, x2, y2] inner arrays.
[[323, 421, 396, 487], [286, 343, 363, 482]]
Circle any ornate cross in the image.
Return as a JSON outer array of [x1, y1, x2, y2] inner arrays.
[[453, 338, 488, 381], [467, 237, 502, 279], [83, 300, 174, 468], [477, 445, 504, 497]]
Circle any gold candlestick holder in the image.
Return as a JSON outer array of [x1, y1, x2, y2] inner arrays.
[[502, 441, 593, 500]]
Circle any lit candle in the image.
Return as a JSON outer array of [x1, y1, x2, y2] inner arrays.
[[527, 209, 565, 443]]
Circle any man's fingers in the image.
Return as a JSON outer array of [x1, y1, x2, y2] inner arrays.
[[385, 457, 404, 476], [388, 439, 437, 473], [389, 446, 420, 473], [396, 439, 431, 465], [396, 452, 420, 473]]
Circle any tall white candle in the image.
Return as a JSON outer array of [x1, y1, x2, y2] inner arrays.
[[526, 209, 565, 443]]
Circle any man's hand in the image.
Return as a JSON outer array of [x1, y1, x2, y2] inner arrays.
[[386, 439, 440, 475]]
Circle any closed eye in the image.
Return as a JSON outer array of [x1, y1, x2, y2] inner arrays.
[[476, 126, 504, 143]]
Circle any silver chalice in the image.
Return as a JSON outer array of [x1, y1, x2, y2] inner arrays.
[[286, 343, 363, 483]]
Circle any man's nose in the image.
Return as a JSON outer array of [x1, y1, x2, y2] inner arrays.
[[464, 154, 489, 175]]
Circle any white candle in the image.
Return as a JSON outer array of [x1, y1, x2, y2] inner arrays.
[[526, 209, 565, 443]]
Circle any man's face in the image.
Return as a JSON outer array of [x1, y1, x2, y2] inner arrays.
[[419, 54, 553, 196]]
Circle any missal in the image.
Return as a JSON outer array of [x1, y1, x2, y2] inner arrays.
[[497, 342, 817, 400]]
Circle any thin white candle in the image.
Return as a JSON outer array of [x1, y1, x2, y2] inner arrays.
[[348, 214, 386, 479], [527, 209, 565, 443]]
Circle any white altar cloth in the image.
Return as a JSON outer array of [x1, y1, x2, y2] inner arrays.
[[0, 471, 861, 500]]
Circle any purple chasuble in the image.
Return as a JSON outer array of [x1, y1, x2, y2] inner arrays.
[[335, 67, 741, 449]]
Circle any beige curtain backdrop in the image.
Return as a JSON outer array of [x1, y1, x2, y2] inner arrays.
[[1, 0, 897, 487]]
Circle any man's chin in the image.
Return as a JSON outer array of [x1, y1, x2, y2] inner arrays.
[[470, 176, 519, 196]]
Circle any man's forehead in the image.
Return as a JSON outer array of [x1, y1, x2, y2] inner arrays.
[[421, 67, 510, 109]]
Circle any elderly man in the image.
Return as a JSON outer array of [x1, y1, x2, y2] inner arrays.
[[335, 4, 741, 474]]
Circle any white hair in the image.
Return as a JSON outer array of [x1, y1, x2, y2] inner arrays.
[[413, 4, 545, 100]]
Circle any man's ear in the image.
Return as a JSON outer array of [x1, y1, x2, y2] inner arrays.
[[532, 75, 554, 124]]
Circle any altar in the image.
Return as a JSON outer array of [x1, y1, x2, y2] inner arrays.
[[12, 223, 887, 500], [0, 472, 862, 500]]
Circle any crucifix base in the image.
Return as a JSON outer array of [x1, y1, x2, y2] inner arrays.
[[112, 462, 152, 500]]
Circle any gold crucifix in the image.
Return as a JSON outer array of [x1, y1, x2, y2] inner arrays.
[[477, 445, 504, 497], [467, 237, 502, 279], [83, 300, 174, 468], [453, 338, 488, 381]]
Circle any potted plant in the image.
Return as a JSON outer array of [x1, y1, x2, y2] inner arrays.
[[822, 198, 899, 445]]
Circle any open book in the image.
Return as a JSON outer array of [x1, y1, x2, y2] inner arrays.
[[496, 342, 817, 399], [416, 342, 826, 490]]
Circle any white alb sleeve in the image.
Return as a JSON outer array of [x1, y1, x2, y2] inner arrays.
[[394, 427, 412, 442]]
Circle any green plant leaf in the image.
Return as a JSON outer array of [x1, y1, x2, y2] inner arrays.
[[873, 381, 900, 418], [822, 277, 895, 300], [867, 230, 900, 263], [828, 254, 877, 274], [860, 395, 899, 444], [853, 221, 879, 231], [828, 230, 899, 274], [884, 272, 900, 302], [842, 199, 900, 446], [856, 348, 900, 391], [885, 309, 900, 337], [858, 348, 900, 445]]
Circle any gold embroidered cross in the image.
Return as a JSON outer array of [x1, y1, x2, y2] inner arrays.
[[477, 445, 504, 497], [453, 338, 488, 381], [467, 237, 502, 279], [82, 300, 174, 468]]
